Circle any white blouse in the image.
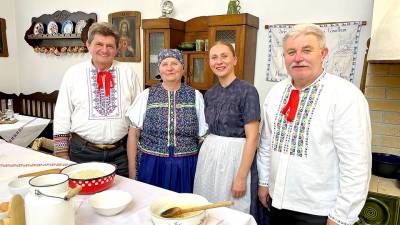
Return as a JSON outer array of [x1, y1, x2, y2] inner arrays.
[[126, 88, 208, 137]]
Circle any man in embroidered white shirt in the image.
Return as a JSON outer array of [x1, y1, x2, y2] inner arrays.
[[257, 24, 371, 225], [53, 22, 142, 177]]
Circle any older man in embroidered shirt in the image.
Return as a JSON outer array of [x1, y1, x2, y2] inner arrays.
[[257, 24, 371, 225], [53, 22, 142, 177]]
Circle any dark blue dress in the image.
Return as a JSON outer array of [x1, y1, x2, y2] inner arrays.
[[205, 78, 260, 137]]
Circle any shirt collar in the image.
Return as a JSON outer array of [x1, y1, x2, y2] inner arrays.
[[89, 60, 116, 74], [288, 70, 326, 92]]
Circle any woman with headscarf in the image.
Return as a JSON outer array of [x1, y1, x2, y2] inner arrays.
[[126, 49, 207, 193]]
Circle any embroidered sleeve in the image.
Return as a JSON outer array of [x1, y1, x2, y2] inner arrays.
[[328, 214, 352, 225], [53, 134, 70, 157], [330, 84, 371, 225], [53, 67, 74, 143]]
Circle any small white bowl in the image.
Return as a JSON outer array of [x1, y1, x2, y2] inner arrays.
[[8, 177, 32, 196], [88, 190, 132, 216]]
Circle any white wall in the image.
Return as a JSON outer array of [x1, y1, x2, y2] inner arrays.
[[8, 0, 373, 102], [0, 0, 20, 94]]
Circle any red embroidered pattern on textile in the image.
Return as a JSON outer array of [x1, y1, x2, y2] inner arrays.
[[0, 163, 72, 167]]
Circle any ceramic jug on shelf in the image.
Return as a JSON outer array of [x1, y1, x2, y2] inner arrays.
[[25, 174, 75, 225], [227, 0, 241, 14]]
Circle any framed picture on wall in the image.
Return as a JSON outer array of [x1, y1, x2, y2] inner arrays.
[[108, 11, 141, 62], [0, 18, 9, 57]]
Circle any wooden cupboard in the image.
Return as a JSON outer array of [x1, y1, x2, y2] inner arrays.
[[142, 13, 259, 90]]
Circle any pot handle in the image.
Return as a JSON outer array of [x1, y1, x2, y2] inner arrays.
[[64, 185, 82, 201]]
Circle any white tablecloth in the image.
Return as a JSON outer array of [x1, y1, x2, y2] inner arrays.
[[0, 115, 50, 147], [0, 142, 257, 225]]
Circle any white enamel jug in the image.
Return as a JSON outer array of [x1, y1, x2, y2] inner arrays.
[[25, 173, 75, 225]]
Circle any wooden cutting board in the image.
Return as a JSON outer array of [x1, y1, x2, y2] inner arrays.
[[0, 118, 17, 124]]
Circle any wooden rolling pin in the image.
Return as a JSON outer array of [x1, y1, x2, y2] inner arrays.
[[17, 168, 61, 178], [1, 195, 25, 225]]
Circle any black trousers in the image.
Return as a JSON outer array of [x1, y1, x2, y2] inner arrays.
[[69, 136, 129, 178], [269, 201, 328, 225]]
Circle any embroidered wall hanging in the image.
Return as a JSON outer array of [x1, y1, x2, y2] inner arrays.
[[265, 21, 364, 83]]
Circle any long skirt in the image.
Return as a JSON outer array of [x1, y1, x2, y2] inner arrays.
[[138, 152, 198, 193], [193, 134, 251, 213]]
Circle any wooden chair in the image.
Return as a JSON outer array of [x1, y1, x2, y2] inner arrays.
[[19, 91, 58, 120], [19, 91, 59, 140], [0, 92, 21, 113]]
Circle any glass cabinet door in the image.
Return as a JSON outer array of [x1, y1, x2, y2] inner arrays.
[[188, 53, 210, 90], [215, 29, 237, 48], [144, 29, 169, 86], [209, 26, 244, 80], [149, 32, 164, 81]]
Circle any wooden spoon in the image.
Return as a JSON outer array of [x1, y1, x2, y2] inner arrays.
[[17, 168, 61, 178], [160, 200, 233, 218]]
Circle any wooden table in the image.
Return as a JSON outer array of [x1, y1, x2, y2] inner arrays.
[[0, 115, 49, 147]]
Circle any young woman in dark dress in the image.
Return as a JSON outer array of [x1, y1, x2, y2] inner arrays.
[[193, 41, 260, 213]]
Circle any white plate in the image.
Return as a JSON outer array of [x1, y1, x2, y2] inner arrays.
[[61, 20, 74, 34], [33, 22, 44, 35], [75, 20, 87, 34], [47, 21, 58, 35]]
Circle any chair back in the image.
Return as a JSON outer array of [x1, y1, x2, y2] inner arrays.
[[19, 91, 59, 119], [0, 92, 20, 113]]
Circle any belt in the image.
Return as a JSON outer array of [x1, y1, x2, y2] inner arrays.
[[71, 133, 126, 151]]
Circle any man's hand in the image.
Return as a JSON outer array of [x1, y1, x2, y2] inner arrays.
[[258, 185, 269, 208], [231, 176, 246, 198], [326, 218, 338, 225]]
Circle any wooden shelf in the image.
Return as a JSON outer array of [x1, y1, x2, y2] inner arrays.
[[24, 10, 97, 53], [27, 33, 82, 39]]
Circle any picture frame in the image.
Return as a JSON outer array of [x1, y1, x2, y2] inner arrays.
[[0, 18, 9, 57], [108, 11, 141, 62]]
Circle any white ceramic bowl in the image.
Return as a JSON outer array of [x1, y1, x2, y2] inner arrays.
[[88, 190, 132, 216], [8, 176, 32, 196], [150, 193, 208, 225]]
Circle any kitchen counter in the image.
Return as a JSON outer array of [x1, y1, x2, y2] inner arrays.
[[369, 175, 400, 197]]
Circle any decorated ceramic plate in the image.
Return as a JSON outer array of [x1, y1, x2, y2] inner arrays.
[[75, 20, 87, 35], [33, 22, 44, 35], [61, 20, 74, 34], [47, 21, 58, 35]]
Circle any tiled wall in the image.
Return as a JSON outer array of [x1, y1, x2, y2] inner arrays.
[[365, 64, 400, 155]]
